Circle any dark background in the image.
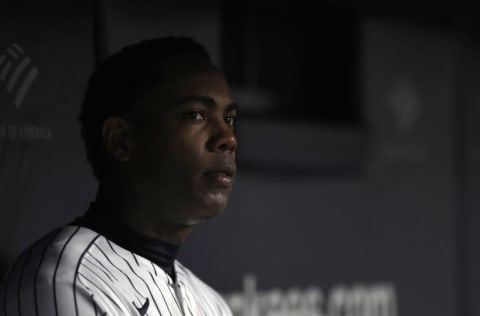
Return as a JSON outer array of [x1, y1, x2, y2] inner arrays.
[[1, 0, 480, 315]]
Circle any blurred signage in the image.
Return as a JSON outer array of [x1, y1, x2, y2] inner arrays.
[[224, 275, 398, 316]]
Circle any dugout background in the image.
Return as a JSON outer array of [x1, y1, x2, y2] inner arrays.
[[1, 1, 480, 315]]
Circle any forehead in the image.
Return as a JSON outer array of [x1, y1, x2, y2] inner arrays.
[[143, 55, 233, 109]]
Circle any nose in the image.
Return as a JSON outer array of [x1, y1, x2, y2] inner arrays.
[[207, 121, 237, 153]]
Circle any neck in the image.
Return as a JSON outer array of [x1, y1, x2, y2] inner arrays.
[[95, 181, 193, 245]]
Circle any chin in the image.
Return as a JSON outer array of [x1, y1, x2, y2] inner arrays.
[[185, 196, 228, 225], [182, 210, 222, 226], [171, 189, 229, 226]]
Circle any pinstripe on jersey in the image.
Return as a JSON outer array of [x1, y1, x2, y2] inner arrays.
[[0, 226, 233, 316]]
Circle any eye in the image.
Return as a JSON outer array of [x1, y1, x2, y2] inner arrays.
[[185, 110, 206, 121], [225, 114, 237, 126]]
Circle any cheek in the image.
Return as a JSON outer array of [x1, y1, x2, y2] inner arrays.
[[131, 132, 170, 178], [132, 127, 207, 183], [144, 135, 204, 185], [175, 136, 205, 172]]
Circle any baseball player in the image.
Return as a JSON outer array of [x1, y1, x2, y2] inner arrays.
[[1, 37, 237, 315]]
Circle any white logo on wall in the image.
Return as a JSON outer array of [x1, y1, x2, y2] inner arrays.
[[375, 77, 427, 164], [224, 275, 398, 316], [387, 78, 422, 135], [0, 43, 51, 140], [0, 43, 39, 108]]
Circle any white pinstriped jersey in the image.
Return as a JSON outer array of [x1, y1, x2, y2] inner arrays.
[[0, 225, 233, 316]]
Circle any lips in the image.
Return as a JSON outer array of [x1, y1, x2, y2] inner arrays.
[[203, 164, 236, 188]]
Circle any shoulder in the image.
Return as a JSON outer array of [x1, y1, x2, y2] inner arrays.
[[174, 260, 219, 295], [0, 226, 108, 315], [175, 261, 233, 316], [3, 225, 101, 286], [12, 225, 101, 285]]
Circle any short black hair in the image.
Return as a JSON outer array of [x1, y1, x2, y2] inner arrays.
[[79, 36, 211, 180]]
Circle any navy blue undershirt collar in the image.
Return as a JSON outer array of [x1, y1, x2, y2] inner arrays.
[[72, 202, 180, 281]]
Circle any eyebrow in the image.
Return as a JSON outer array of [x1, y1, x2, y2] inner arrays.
[[176, 95, 238, 112]]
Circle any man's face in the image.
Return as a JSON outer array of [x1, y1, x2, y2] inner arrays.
[[128, 55, 237, 227]]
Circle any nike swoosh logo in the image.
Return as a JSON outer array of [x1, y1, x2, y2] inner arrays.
[[133, 297, 150, 316]]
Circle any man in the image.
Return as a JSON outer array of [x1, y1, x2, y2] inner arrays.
[[1, 37, 237, 315]]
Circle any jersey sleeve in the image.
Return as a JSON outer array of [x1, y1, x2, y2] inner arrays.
[[1, 273, 107, 316], [0, 227, 124, 316]]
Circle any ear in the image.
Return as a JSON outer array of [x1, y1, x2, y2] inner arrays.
[[102, 117, 132, 162]]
